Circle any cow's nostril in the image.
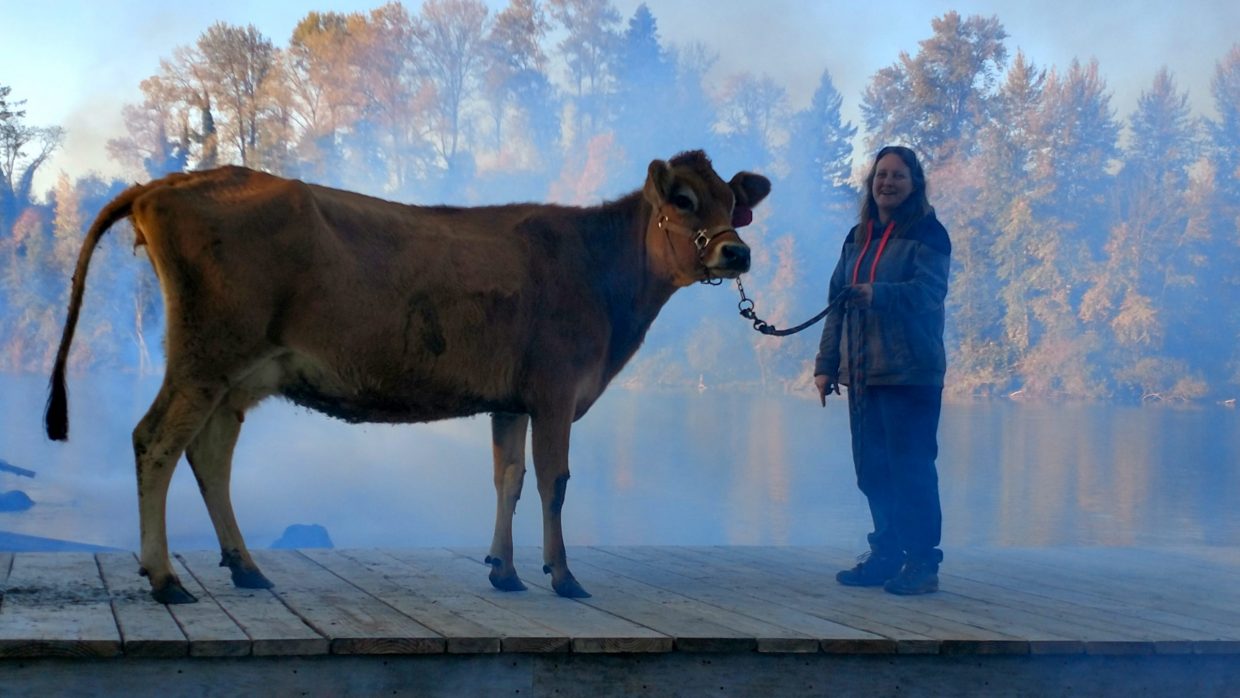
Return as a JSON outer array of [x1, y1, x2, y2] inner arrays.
[[722, 244, 750, 270]]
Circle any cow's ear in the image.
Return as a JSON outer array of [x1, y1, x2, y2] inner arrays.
[[729, 172, 771, 208], [644, 159, 674, 207]]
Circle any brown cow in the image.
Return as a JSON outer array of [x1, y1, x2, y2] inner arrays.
[[45, 151, 769, 603]]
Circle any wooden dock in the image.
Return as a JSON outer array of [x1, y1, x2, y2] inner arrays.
[[0, 545, 1237, 696]]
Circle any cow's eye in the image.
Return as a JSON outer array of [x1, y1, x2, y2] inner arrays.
[[670, 194, 694, 211]]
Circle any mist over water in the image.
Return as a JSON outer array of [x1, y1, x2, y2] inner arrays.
[[2, 373, 1237, 553]]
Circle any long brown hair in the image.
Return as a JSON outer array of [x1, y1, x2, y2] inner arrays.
[[858, 145, 932, 231]]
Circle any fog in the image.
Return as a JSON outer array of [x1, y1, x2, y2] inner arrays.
[[2, 1, 1239, 553]]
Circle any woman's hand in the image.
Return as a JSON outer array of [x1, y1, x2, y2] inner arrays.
[[815, 374, 840, 406], [844, 283, 874, 309]]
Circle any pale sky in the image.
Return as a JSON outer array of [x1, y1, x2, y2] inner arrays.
[[1, 0, 1236, 197]]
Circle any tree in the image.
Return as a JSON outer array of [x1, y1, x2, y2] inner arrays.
[[861, 12, 1007, 162], [1127, 68, 1198, 183], [950, 51, 1047, 396], [608, 3, 677, 179], [282, 10, 367, 182], [712, 72, 787, 173], [783, 69, 857, 222], [0, 85, 65, 230], [412, 0, 492, 170], [351, 3, 427, 196], [107, 78, 192, 179], [198, 22, 278, 167], [1004, 59, 1119, 398], [1209, 44, 1240, 204], [548, 0, 622, 137], [483, 0, 551, 151]]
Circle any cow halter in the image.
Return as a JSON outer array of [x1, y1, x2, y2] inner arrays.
[[655, 207, 739, 285]]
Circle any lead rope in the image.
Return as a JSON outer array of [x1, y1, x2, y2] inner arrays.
[[734, 278, 839, 336]]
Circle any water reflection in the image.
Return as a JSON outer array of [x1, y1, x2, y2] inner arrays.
[[1, 373, 1237, 552]]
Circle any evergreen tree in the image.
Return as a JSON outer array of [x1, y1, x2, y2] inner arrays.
[[1202, 44, 1240, 394], [1011, 59, 1119, 398], [1209, 44, 1240, 204], [861, 12, 1007, 162], [1090, 69, 1202, 400], [947, 51, 1046, 396], [611, 3, 677, 177], [784, 69, 857, 224]]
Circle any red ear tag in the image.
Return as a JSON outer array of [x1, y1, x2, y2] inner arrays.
[[731, 207, 753, 228]]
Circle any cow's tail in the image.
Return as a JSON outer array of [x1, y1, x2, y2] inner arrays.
[[45, 182, 150, 441]]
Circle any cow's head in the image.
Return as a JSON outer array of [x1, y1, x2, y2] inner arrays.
[[644, 150, 770, 286]]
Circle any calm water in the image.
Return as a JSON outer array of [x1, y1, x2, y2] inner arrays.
[[1, 373, 1238, 552]]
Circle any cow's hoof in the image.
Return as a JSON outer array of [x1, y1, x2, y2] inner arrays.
[[486, 556, 527, 591], [230, 566, 274, 590], [489, 570, 528, 592], [552, 575, 591, 599], [151, 580, 197, 605]]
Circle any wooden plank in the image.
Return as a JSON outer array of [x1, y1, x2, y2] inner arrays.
[[302, 548, 503, 654], [966, 547, 1240, 631], [96, 552, 187, 657], [335, 549, 570, 653], [0, 552, 120, 657], [177, 550, 328, 656], [611, 544, 939, 653], [792, 546, 1160, 655], [571, 546, 881, 653], [500, 546, 814, 653], [1163, 545, 1240, 570], [575, 546, 889, 644], [734, 545, 1042, 654], [249, 549, 445, 655], [164, 555, 253, 657], [541, 546, 894, 654], [389, 548, 672, 653], [671, 546, 1036, 654], [1007, 547, 1240, 610], [945, 548, 1240, 650]]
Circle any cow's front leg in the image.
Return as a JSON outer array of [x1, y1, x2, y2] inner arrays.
[[531, 411, 590, 598], [486, 412, 529, 591]]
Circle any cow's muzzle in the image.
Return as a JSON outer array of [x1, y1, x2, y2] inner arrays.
[[716, 240, 750, 273], [699, 229, 750, 280]]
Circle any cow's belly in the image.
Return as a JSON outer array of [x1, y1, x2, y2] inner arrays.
[[280, 384, 509, 424], [244, 351, 522, 424]]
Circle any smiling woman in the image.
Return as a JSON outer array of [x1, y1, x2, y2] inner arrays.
[[814, 145, 951, 596]]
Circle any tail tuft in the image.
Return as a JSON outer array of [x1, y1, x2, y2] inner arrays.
[[46, 374, 68, 441]]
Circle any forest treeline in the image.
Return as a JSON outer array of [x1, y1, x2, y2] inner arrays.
[[2, 1, 1239, 403]]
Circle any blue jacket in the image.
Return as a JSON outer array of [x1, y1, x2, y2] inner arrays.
[[814, 211, 951, 386]]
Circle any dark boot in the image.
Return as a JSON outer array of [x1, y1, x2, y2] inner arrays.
[[883, 559, 939, 595], [836, 551, 904, 587]]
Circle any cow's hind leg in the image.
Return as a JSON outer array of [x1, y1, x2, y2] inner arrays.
[[186, 398, 272, 590], [133, 380, 223, 604], [485, 412, 529, 591], [531, 411, 589, 598]]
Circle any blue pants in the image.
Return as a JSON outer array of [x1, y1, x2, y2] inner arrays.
[[847, 384, 944, 565]]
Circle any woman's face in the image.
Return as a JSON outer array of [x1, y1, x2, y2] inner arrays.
[[872, 153, 913, 216]]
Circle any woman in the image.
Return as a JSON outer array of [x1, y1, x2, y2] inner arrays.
[[814, 145, 951, 595]]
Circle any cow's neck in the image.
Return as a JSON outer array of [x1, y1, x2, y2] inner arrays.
[[588, 193, 679, 377]]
